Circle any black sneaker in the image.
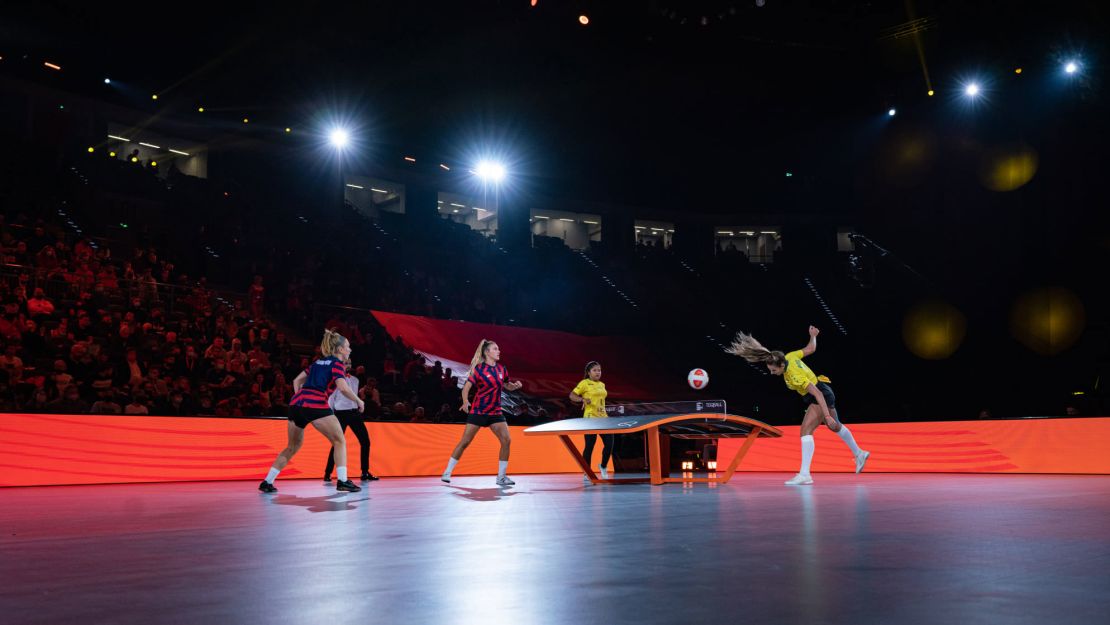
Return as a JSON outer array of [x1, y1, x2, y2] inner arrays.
[[361, 472, 379, 481], [258, 480, 277, 493], [323, 476, 333, 484], [336, 479, 362, 492]]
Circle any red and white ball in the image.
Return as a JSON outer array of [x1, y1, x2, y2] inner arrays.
[[687, 368, 709, 390]]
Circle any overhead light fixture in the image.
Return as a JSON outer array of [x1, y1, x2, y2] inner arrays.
[[103, 78, 111, 84], [439, 163, 450, 171], [346, 184, 365, 189], [558, 218, 574, 222], [370, 188, 389, 193], [139, 142, 161, 149], [108, 135, 130, 142], [152, 94, 159, 100], [404, 156, 416, 162], [168, 149, 189, 156], [198, 107, 205, 112], [44, 62, 61, 71], [718, 231, 735, 236], [582, 220, 599, 224], [534, 215, 550, 220], [450, 203, 466, 207]]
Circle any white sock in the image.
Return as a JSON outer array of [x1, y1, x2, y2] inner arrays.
[[265, 467, 281, 484], [337, 466, 348, 482], [444, 457, 459, 476], [800, 435, 815, 475], [835, 425, 863, 456], [498, 460, 508, 479]]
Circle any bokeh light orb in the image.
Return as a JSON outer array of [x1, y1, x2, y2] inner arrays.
[[1010, 287, 1086, 355], [903, 299, 967, 360], [980, 144, 1039, 192]]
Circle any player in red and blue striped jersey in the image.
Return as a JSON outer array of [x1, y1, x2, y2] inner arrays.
[[441, 339, 523, 486], [259, 329, 365, 493]]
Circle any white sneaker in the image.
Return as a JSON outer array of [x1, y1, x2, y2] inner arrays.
[[599, 467, 609, 479], [496, 476, 515, 486], [784, 473, 814, 486], [855, 451, 870, 474], [441, 474, 451, 483]]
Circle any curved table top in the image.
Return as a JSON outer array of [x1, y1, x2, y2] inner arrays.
[[523, 413, 783, 439]]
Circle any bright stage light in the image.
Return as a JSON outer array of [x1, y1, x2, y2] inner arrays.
[[964, 82, 980, 97], [474, 160, 507, 183], [104, 78, 111, 84], [888, 108, 896, 117], [1064, 61, 1079, 74], [329, 128, 350, 148]]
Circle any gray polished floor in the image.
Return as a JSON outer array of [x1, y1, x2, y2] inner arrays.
[[2, 473, 1108, 625]]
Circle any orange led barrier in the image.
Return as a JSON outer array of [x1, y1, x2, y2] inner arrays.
[[0, 414, 583, 487], [2, 415, 1107, 487], [716, 418, 1110, 474]]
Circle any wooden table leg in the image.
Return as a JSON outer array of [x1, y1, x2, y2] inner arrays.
[[719, 427, 762, 484], [560, 435, 599, 483], [647, 427, 664, 485]]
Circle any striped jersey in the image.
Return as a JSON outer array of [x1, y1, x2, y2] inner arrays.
[[467, 363, 509, 416], [290, 356, 347, 409]]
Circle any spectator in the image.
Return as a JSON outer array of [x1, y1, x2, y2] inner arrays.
[[125, 393, 150, 415], [27, 288, 55, 317], [49, 385, 90, 414], [90, 390, 123, 414], [0, 344, 23, 384]]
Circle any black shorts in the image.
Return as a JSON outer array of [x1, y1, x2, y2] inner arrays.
[[466, 413, 507, 427], [801, 382, 837, 411], [288, 405, 335, 429]]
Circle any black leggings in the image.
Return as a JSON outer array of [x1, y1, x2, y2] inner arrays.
[[583, 434, 616, 468], [324, 409, 371, 477]]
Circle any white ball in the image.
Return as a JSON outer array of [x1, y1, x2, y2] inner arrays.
[[687, 368, 709, 390]]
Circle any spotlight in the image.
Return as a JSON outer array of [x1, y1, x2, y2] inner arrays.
[[152, 94, 158, 100], [964, 82, 980, 97], [474, 160, 507, 183], [242, 118, 249, 124], [579, 15, 589, 25], [1064, 61, 1079, 75], [87, 147, 94, 153], [198, 107, 205, 113], [285, 127, 292, 133], [329, 128, 350, 148], [887, 108, 896, 117], [103, 78, 111, 84], [927, 89, 935, 96], [1014, 68, 1023, 74]]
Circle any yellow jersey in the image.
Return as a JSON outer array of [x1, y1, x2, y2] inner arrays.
[[783, 350, 831, 396], [572, 379, 608, 418]]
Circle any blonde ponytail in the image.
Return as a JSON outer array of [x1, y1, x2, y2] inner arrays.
[[725, 331, 785, 366], [470, 339, 495, 369], [321, 328, 346, 357]]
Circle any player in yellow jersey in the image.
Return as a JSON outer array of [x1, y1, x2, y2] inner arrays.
[[569, 361, 613, 483], [726, 325, 869, 485]]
